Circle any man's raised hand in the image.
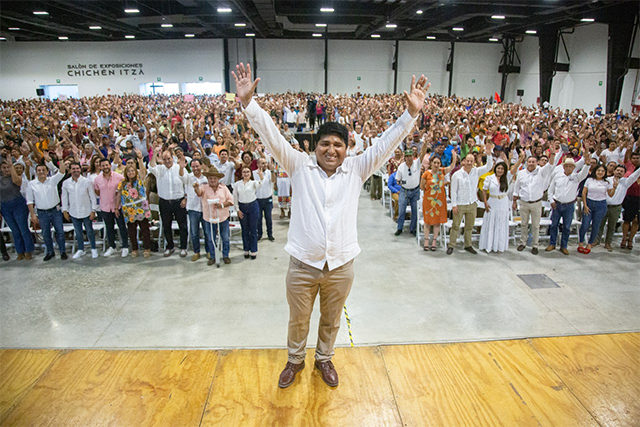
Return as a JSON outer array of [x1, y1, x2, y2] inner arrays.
[[404, 74, 430, 118], [232, 63, 261, 109]]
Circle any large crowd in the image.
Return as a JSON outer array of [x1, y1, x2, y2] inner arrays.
[[1, 89, 639, 264]]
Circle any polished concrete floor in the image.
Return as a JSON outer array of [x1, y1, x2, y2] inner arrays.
[[1, 191, 638, 350]]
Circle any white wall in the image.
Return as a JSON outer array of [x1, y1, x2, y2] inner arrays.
[[550, 24, 608, 111], [0, 39, 224, 99], [619, 27, 640, 113], [505, 36, 540, 106], [328, 40, 395, 94], [0, 32, 619, 111], [397, 41, 450, 96]]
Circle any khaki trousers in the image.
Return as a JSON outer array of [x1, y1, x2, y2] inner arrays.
[[519, 200, 542, 248], [286, 256, 354, 364], [391, 193, 399, 220], [598, 204, 622, 245], [449, 202, 477, 248]]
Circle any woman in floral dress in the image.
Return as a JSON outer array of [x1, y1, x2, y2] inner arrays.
[[117, 150, 151, 258], [420, 151, 457, 251]]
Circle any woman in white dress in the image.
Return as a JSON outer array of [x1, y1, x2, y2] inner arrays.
[[479, 162, 512, 253]]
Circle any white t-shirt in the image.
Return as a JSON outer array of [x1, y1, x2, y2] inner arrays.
[[584, 177, 613, 201]]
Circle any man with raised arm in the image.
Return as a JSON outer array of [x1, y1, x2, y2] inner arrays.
[[233, 63, 430, 388]]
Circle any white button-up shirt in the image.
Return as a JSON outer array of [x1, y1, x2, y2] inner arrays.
[[214, 160, 235, 186], [61, 176, 97, 218], [548, 164, 590, 204], [450, 158, 494, 207], [186, 173, 207, 212], [244, 98, 416, 270], [514, 157, 557, 202], [148, 163, 187, 200], [395, 160, 420, 189], [253, 169, 273, 199], [233, 179, 260, 211], [26, 172, 65, 210], [607, 167, 640, 205]]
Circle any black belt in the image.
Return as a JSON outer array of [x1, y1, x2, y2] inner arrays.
[[37, 206, 58, 213], [160, 197, 184, 203], [522, 197, 543, 204], [403, 186, 419, 191], [554, 199, 576, 205], [608, 203, 622, 207]]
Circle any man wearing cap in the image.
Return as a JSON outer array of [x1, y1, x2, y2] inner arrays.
[[493, 126, 509, 147], [395, 149, 421, 236], [193, 167, 233, 265], [201, 130, 216, 148], [546, 157, 590, 254], [186, 158, 211, 261], [233, 63, 429, 388], [513, 145, 558, 254]]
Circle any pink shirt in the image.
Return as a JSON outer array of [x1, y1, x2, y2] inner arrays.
[[94, 172, 124, 212], [199, 183, 233, 223]]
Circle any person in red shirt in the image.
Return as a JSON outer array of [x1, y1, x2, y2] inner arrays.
[[492, 126, 509, 147], [621, 150, 640, 249]]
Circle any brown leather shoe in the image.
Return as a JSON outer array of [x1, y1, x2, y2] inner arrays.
[[223, 257, 231, 264], [278, 361, 305, 388], [24, 252, 33, 260], [517, 244, 526, 251], [560, 248, 569, 255], [545, 245, 555, 252], [315, 360, 339, 387]]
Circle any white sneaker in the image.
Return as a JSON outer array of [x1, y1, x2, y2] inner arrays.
[[91, 249, 99, 259], [180, 249, 188, 258], [72, 250, 86, 260], [121, 248, 129, 258], [103, 247, 116, 257], [163, 248, 174, 257]]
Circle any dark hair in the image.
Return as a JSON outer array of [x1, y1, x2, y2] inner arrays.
[[615, 164, 627, 172], [69, 162, 82, 169], [100, 158, 111, 165], [242, 151, 253, 162], [316, 122, 348, 146], [219, 148, 229, 155], [35, 163, 48, 171], [589, 163, 608, 182], [493, 162, 509, 193], [191, 158, 201, 166]]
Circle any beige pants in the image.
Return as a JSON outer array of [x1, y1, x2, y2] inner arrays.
[[286, 256, 354, 364], [391, 193, 399, 220], [449, 202, 477, 248], [519, 200, 542, 248]]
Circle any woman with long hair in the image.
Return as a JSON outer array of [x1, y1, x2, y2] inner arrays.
[[116, 150, 151, 258], [233, 166, 260, 259], [578, 163, 615, 254], [479, 161, 512, 253], [0, 160, 34, 260], [420, 152, 457, 251]]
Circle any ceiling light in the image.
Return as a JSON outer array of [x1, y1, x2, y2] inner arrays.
[[185, 34, 195, 37], [245, 33, 255, 37], [217, 7, 232, 13], [385, 23, 397, 28], [124, 8, 140, 13], [316, 23, 327, 27], [58, 36, 69, 40], [125, 35, 135, 39], [371, 34, 381, 38], [0, 37, 7, 41], [33, 11, 49, 15], [489, 38, 499, 42], [89, 26, 102, 30], [581, 18, 595, 22], [452, 27, 464, 31], [526, 30, 537, 34], [312, 33, 322, 37], [491, 15, 505, 20], [8, 27, 20, 30], [426, 36, 436, 40], [320, 8, 334, 13], [235, 23, 246, 27], [161, 24, 173, 28], [416, 10, 423, 14]]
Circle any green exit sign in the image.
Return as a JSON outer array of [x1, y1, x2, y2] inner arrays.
[[157, 77, 161, 82], [199, 76, 203, 81], [598, 81, 603, 86], [56, 79, 60, 83], [357, 76, 361, 81], [472, 79, 476, 83]]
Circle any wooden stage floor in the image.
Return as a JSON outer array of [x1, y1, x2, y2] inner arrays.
[[1, 333, 638, 427]]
